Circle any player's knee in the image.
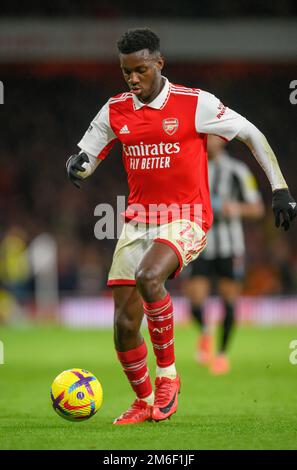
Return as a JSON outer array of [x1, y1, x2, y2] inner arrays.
[[135, 266, 162, 296]]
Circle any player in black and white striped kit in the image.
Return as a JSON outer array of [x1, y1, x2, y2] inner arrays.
[[186, 135, 264, 374]]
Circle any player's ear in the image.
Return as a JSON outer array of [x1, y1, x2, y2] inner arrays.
[[156, 54, 164, 71]]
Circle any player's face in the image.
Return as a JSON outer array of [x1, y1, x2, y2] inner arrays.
[[120, 49, 164, 103]]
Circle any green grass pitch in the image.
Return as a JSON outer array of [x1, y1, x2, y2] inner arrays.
[[0, 323, 297, 450]]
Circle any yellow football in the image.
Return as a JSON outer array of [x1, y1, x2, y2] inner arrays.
[[50, 368, 103, 421]]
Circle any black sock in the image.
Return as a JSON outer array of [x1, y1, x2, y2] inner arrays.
[[191, 304, 205, 330], [219, 301, 235, 353]]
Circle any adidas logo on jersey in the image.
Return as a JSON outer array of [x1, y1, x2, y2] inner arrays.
[[120, 124, 130, 134], [289, 202, 296, 209]]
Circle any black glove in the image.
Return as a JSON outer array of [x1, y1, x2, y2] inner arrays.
[[272, 188, 297, 231], [66, 152, 89, 189]]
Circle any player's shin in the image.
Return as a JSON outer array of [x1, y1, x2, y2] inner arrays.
[[143, 293, 176, 378], [144, 293, 181, 420], [116, 341, 153, 403], [220, 301, 236, 353]]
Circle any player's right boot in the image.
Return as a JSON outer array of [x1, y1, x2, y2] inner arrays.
[[195, 334, 213, 365], [152, 375, 181, 421], [113, 399, 153, 425]]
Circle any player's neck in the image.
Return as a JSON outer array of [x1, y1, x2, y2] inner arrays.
[[140, 76, 165, 104]]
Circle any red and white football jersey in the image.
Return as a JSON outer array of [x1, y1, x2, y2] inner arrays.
[[78, 77, 246, 233]]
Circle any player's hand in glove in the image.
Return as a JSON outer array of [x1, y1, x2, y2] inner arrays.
[[272, 188, 297, 231], [66, 152, 89, 189]]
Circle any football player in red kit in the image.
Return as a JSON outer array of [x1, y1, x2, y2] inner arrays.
[[66, 28, 296, 424]]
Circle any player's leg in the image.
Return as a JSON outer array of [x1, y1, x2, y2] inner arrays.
[[135, 240, 179, 378], [135, 219, 207, 421], [108, 223, 155, 424], [186, 277, 209, 329], [135, 240, 181, 421], [184, 259, 213, 364], [218, 278, 240, 354], [210, 257, 241, 374], [113, 285, 144, 352], [112, 285, 154, 424]]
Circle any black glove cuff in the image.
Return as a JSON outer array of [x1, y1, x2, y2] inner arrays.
[[272, 188, 289, 195]]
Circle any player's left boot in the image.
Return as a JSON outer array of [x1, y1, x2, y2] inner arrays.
[[152, 375, 181, 421], [210, 353, 230, 375], [113, 399, 153, 425]]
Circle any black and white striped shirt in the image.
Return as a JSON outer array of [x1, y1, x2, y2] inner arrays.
[[202, 151, 262, 259]]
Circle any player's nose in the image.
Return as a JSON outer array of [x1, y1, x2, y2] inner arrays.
[[129, 72, 140, 85]]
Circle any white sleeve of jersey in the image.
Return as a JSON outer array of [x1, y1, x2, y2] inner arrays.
[[195, 91, 246, 141], [237, 120, 288, 191], [77, 101, 117, 159]]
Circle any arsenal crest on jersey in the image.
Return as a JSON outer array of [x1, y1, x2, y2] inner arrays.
[[162, 118, 179, 136]]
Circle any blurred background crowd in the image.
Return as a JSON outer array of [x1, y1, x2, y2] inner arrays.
[[1, 0, 297, 18], [0, 1, 297, 322]]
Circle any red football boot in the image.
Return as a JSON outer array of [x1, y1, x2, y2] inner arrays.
[[195, 334, 213, 365], [152, 375, 181, 421], [113, 399, 153, 425], [210, 354, 230, 375]]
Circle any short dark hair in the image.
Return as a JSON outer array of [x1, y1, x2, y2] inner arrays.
[[117, 28, 160, 55]]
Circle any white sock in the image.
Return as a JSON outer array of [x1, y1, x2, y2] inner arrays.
[[141, 391, 154, 405], [156, 363, 177, 379]]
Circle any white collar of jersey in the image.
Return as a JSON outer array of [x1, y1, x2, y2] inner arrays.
[[132, 76, 170, 110]]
